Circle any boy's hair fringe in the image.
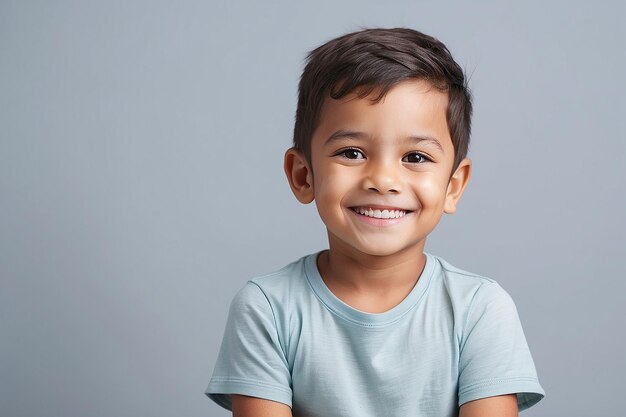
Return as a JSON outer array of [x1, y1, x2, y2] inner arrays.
[[293, 27, 472, 173]]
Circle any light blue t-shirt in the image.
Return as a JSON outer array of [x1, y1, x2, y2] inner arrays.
[[207, 252, 544, 416]]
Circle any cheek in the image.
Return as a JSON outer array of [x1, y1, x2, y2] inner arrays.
[[412, 174, 449, 206], [312, 176, 338, 222], [313, 166, 353, 203], [312, 167, 359, 227]]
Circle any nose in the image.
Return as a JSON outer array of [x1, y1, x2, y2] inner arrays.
[[363, 159, 401, 194]]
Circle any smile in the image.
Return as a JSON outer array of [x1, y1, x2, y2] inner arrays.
[[351, 207, 409, 219]]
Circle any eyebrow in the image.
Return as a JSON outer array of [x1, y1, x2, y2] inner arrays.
[[324, 129, 444, 153]]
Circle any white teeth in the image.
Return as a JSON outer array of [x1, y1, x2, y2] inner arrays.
[[355, 207, 407, 219]]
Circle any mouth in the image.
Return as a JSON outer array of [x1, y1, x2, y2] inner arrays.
[[350, 206, 412, 219]]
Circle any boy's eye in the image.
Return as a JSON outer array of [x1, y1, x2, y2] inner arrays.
[[402, 152, 431, 163], [336, 148, 365, 160]]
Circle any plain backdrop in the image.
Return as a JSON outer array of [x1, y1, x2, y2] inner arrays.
[[1, 1, 624, 416]]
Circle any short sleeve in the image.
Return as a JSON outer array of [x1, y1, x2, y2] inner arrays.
[[206, 282, 292, 410], [458, 282, 545, 411]]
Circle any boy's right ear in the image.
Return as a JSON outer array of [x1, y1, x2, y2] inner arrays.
[[284, 147, 314, 204]]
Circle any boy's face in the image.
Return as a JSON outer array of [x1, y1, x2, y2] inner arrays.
[[285, 79, 470, 258]]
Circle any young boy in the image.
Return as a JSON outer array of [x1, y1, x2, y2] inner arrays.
[[206, 28, 544, 417]]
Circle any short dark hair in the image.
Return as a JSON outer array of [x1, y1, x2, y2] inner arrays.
[[293, 27, 472, 173]]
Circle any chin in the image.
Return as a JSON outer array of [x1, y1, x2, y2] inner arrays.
[[353, 240, 422, 258], [365, 249, 405, 258]]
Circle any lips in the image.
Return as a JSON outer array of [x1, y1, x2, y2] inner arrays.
[[351, 207, 410, 219]]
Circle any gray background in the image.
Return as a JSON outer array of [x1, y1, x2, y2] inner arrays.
[[1, 1, 624, 416]]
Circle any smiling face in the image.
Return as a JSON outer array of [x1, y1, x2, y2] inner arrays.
[[285, 79, 471, 259]]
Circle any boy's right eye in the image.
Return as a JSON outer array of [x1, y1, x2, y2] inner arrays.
[[336, 148, 365, 160]]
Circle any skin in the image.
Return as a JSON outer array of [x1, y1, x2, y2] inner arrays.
[[233, 79, 517, 417]]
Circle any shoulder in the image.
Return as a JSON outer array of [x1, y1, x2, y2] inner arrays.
[[433, 254, 498, 287], [428, 254, 515, 313], [229, 252, 317, 316], [245, 253, 314, 300]]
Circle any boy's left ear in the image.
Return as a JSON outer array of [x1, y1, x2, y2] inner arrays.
[[444, 158, 471, 214]]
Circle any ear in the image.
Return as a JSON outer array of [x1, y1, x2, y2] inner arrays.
[[444, 157, 471, 214], [284, 147, 314, 204]]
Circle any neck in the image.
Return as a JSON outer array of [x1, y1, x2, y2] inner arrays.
[[316, 234, 427, 312]]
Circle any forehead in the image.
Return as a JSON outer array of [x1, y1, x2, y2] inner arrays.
[[312, 79, 453, 152]]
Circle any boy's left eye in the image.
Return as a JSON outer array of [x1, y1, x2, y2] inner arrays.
[[402, 153, 431, 163]]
